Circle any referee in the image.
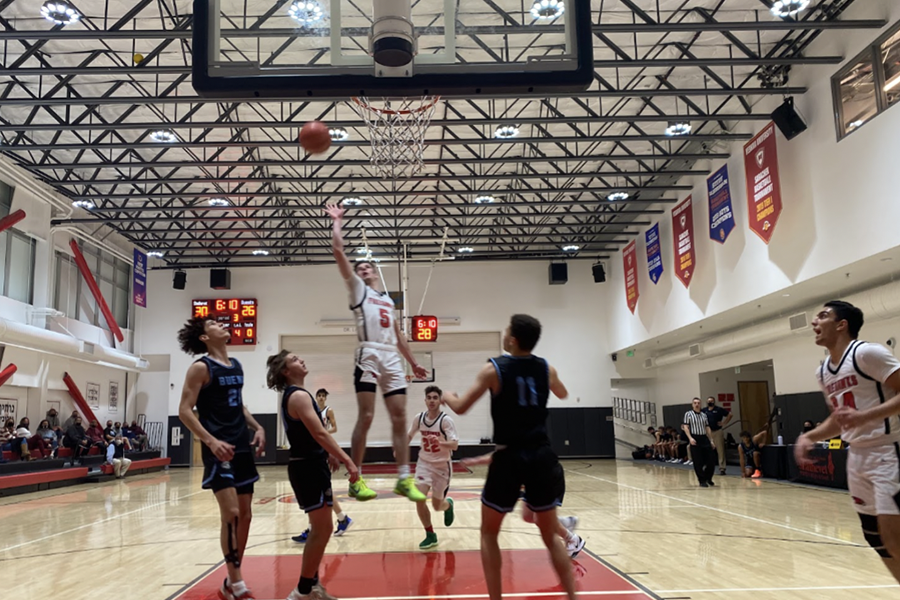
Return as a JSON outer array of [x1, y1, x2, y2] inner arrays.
[[683, 397, 716, 487]]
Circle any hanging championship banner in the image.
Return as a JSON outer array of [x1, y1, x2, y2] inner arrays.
[[707, 165, 735, 244], [743, 122, 783, 244], [133, 248, 147, 308], [623, 241, 639, 314], [645, 223, 663, 284], [672, 196, 695, 288]]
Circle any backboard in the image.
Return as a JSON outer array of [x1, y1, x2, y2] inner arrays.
[[192, 0, 593, 98]]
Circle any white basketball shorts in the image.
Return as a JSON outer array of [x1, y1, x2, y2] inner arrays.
[[355, 343, 407, 395], [848, 443, 900, 516], [415, 459, 452, 500]]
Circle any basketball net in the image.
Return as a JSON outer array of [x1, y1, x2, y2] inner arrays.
[[351, 96, 440, 179]]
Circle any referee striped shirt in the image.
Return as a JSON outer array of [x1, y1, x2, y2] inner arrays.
[[683, 410, 709, 436]]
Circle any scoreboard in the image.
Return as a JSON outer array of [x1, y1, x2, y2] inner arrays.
[[192, 298, 257, 345], [411, 315, 438, 342]]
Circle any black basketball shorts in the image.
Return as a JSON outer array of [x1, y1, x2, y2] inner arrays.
[[288, 456, 334, 513], [482, 444, 565, 513], [201, 451, 259, 495]]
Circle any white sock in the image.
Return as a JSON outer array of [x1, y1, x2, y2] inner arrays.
[[565, 530, 576, 543], [336, 511, 346, 521], [231, 580, 248, 596], [399, 464, 410, 479]]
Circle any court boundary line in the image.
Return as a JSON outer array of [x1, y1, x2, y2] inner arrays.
[[657, 583, 900, 593], [581, 547, 663, 600], [567, 468, 860, 546]]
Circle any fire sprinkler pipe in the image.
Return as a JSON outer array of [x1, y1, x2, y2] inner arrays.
[[0, 363, 17, 387], [68, 239, 125, 343], [62, 371, 100, 427], [0, 209, 25, 234]]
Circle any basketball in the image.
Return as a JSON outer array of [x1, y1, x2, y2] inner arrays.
[[299, 121, 332, 154]]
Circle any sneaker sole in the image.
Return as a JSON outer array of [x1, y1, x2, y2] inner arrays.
[[394, 489, 428, 502], [334, 522, 353, 537], [349, 490, 378, 502], [444, 499, 455, 527], [569, 538, 586, 559], [419, 542, 439, 550]]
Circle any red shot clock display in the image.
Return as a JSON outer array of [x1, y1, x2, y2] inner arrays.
[[192, 298, 258, 345], [411, 315, 438, 342]]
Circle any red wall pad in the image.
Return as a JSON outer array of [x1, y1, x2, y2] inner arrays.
[[0, 210, 26, 235], [63, 372, 100, 427], [68, 239, 124, 343], [0, 363, 17, 387]]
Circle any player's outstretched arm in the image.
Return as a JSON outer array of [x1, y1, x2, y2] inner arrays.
[[289, 389, 359, 482], [178, 362, 234, 462], [242, 405, 267, 457], [394, 322, 429, 380], [442, 363, 497, 415], [549, 365, 568, 399], [325, 204, 354, 281]]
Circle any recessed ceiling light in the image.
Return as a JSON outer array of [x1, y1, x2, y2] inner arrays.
[[329, 127, 349, 141], [149, 129, 177, 143], [252, 249, 270, 256], [770, 0, 810, 18], [207, 198, 229, 206], [41, 1, 80, 26], [562, 244, 580, 252], [494, 125, 519, 139], [289, 0, 324, 24], [607, 192, 630, 202], [474, 195, 496, 204], [530, 0, 565, 20], [665, 121, 692, 136], [342, 197, 363, 206], [72, 200, 95, 210], [355, 247, 369, 255], [458, 247, 474, 253], [147, 251, 165, 258]]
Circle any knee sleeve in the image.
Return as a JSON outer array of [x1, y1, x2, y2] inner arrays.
[[859, 513, 892, 558]]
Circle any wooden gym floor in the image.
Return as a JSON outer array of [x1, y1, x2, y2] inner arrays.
[[0, 459, 896, 600]]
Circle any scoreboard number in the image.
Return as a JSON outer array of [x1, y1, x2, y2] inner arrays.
[[411, 315, 438, 342], [192, 298, 258, 345]]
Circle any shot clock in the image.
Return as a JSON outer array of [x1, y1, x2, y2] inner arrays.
[[192, 298, 257, 345], [411, 315, 438, 342]]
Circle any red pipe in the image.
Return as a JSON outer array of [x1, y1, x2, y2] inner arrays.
[[0, 209, 26, 234], [68, 238, 124, 343], [63, 372, 100, 427], [0, 364, 17, 387]]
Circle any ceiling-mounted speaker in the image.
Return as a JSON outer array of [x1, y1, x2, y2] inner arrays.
[[592, 262, 607, 283], [549, 263, 568, 285], [210, 268, 231, 290], [771, 97, 808, 141], [173, 271, 186, 290]]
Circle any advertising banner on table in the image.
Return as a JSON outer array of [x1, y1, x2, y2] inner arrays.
[[743, 122, 783, 244], [133, 248, 147, 308], [645, 223, 663, 284], [707, 164, 735, 244], [623, 240, 639, 314], [672, 196, 695, 288]]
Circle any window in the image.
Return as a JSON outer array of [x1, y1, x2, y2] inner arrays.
[[833, 19, 900, 139], [0, 182, 36, 304], [55, 244, 131, 331]]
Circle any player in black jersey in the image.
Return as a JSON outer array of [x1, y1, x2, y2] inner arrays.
[[266, 350, 358, 600], [443, 314, 575, 600], [178, 317, 266, 600]]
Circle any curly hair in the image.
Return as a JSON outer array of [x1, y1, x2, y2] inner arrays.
[[177, 316, 211, 355], [266, 350, 291, 392]]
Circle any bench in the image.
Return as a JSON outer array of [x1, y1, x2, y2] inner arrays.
[[0, 467, 89, 494]]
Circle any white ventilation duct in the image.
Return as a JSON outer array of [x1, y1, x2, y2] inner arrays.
[[648, 278, 900, 367]]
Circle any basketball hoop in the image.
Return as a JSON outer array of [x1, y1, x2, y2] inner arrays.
[[350, 96, 440, 179]]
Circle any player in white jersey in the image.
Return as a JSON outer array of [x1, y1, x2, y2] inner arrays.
[[326, 204, 429, 503], [796, 301, 900, 583], [408, 386, 458, 549]]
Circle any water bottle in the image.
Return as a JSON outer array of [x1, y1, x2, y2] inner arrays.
[[777, 435, 784, 446]]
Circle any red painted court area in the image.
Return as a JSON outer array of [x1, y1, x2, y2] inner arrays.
[[175, 549, 657, 600]]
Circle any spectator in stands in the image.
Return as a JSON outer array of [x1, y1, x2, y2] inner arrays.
[[37, 419, 59, 456], [802, 420, 815, 434], [739, 429, 768, 479], [104, 420, 116, 443], [106, 434, 132, 478], [664, 426, 684, 463], [64, 416, 91, 461], [1, 418, 16, 452], [113, 422, 133, 450], [62, 410, 81, 433], [17, 417, 53, 459], [130, 420, 149, 450], [46, 408, 62, 438], [85, 419, 109, 450]]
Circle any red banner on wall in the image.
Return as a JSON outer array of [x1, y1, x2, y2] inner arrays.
[[623, 240, 639, 314], [672, 196, 695, 288], [743, 122, 783, 244]]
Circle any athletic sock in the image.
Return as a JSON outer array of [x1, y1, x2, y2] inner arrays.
[[565, 530, 576, 543], [399, 464, 410, 479], [231, 580, 248, 596], [425, 526, 434, 533], [298, 577, 316, 595], [336, 511, 346, 521]]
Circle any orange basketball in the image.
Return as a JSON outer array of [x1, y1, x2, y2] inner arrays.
[[299, 121, 332, 154]]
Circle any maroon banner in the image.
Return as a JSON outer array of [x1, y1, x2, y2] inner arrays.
[[623, 240, 639, 314], [743, 122, 783, 244], [672, 196, 695, 288]]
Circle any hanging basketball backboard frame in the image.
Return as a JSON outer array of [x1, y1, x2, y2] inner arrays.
[[191, 0, 593, 99]]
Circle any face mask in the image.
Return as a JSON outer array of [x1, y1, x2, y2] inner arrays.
[[803, 425, 813, 432]]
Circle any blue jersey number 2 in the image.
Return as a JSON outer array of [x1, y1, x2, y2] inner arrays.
[[227, 388, 240, 407]]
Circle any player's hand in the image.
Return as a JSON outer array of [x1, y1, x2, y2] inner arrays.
[[251, 428, 266, 457], [689, 438, 697, 446], [209, 438, 235, 462], [345, 459, 359, 483], [413, 364, 429, 380], [710, 441, 716, 450], [793, 434, 815, 466], [834, 406, 869, 430], [328, 455, 341, 473], [325, 204, 345, 221]]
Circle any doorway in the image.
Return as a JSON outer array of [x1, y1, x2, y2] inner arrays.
[[739, 381, 771, 435]]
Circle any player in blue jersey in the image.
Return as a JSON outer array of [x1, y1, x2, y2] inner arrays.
[[178, 316, 266, 600]]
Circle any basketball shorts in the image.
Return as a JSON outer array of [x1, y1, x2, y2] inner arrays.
[[288, 456, 334, 513], [354, 343, 407, 395], [848, 443, 900, 516], [202, 451, 259, 495], [415, 459, 451, 500], [482, 444, 565, 513]]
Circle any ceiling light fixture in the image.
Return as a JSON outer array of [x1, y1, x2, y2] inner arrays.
[[607, 192, 630, 202], [494, 125, 520, 139], [147, 251, 165, 258], [149, 129, 177, 143], [458, 247, 474, 253], [342, 197, 363, 206], [562, 244, 580, 252], [41, 1, 80, 26], [355, 247, 369, 255], [665, 121, 692, 136], [72, 200, 95, 210], [474, 195, 496, 204], [207, 198, 229, 206], [530, 0, 565, 20], [770, 0, 810, 18], [329, 127, 349, 141], [252, 249, 270, 256], [289, 0, 324, 24]]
